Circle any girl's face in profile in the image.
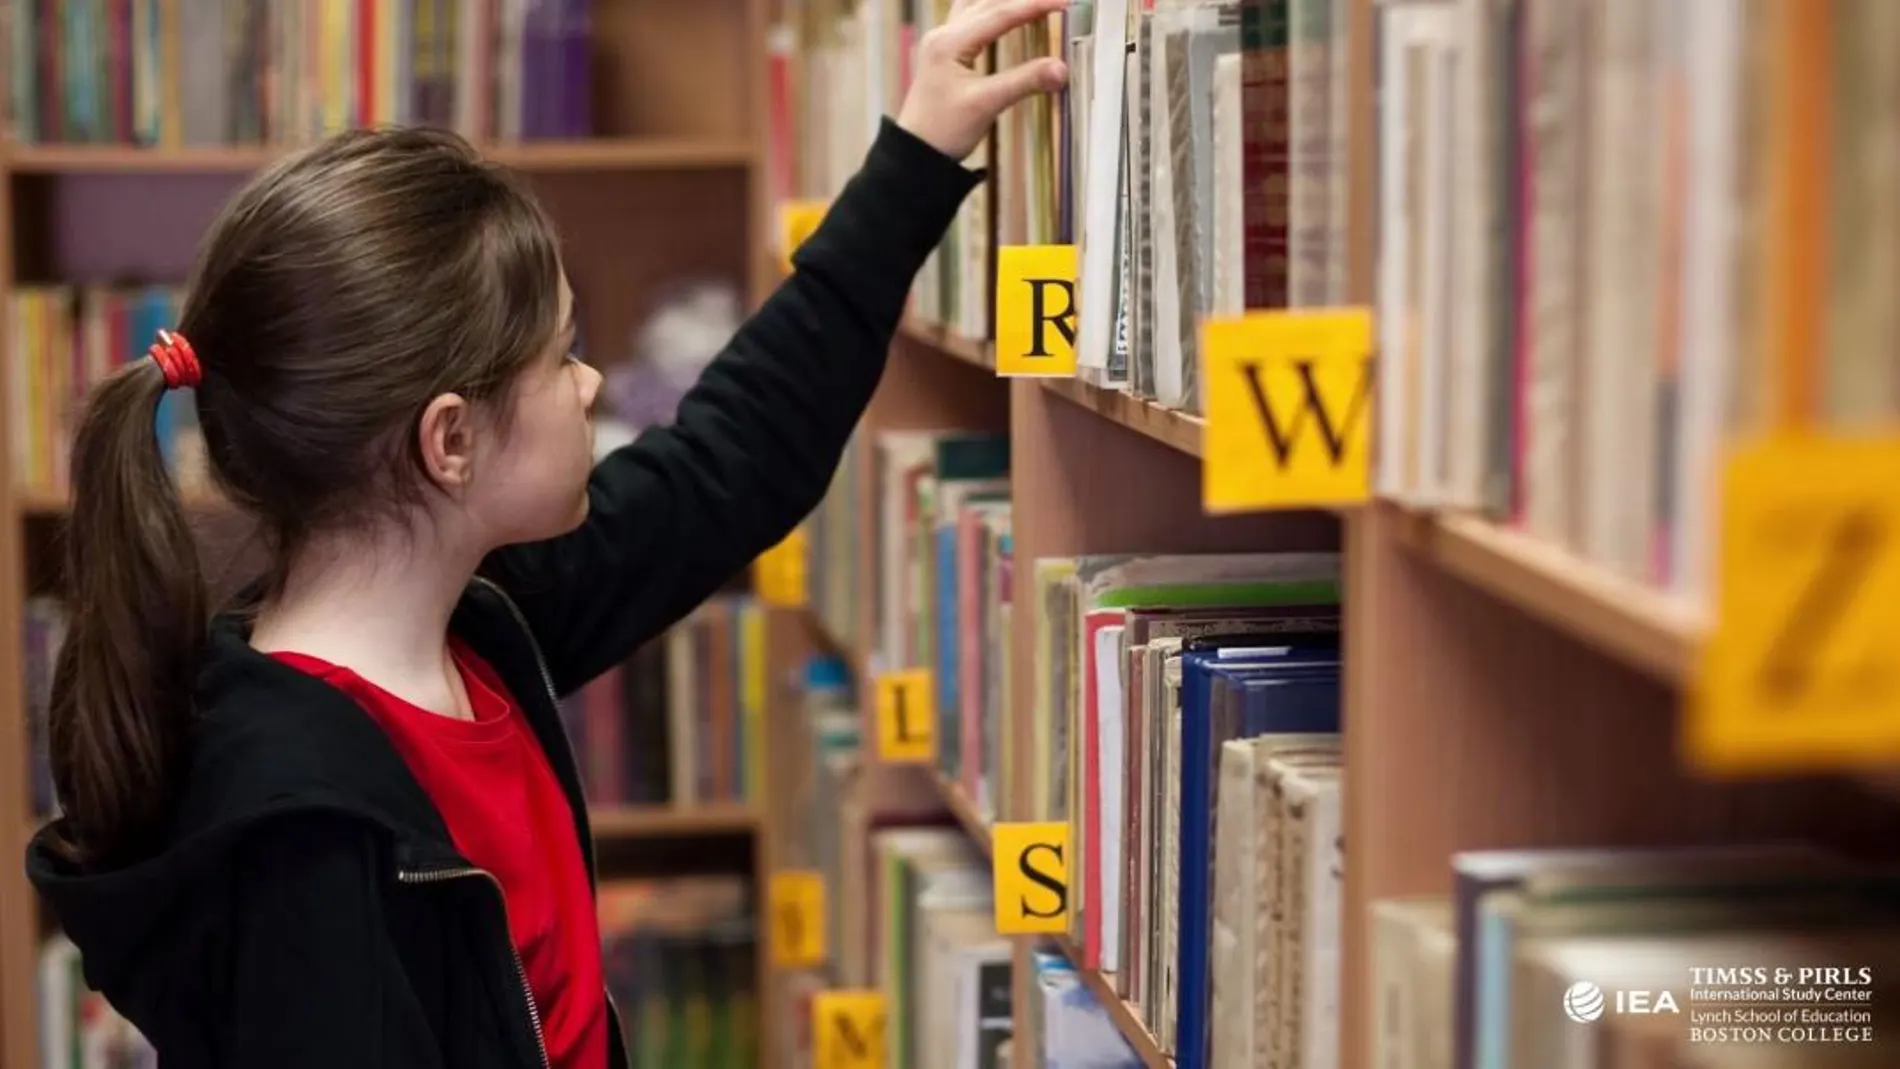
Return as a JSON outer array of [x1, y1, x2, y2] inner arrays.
[[462, 272, 604, 546]]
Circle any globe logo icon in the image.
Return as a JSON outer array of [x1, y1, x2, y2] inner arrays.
[[1563, 981, 1606, 1023]]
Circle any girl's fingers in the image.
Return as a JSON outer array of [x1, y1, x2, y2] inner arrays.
[[939, 0, 1069, 59], [972, 55, 1069, 114]]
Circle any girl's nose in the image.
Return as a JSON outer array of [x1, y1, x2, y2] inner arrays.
[[579, 361, 604, 410]]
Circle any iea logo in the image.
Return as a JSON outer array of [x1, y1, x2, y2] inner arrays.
[[1563, 981, 1606, 1023]]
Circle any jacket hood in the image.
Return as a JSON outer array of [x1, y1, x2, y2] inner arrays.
[[23, 607, 466, 1015]]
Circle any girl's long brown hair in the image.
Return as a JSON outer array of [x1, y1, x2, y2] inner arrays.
[[48, 127, 565, 867]]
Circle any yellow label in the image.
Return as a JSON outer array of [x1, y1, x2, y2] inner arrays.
[[1689, 432, 1900, 774], [1202, 309, 1375, 512], [755, 527, 809, 607], [780, 200, 829, 273], [874, 669, 935, 763], [768, 870, 827, 969], [991, 821, 1070, 934], [812, 990, 886, 1069], [994, 245, 1079, 377]]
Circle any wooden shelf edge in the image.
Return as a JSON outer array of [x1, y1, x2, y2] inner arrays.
[[1038, 378, 1205, 458], [930, 772, 992, 856], [891, 321, 1206, 456], [1392, 507, 1703, 684], [898, 317, 993, 370], [588, 802, 761, 838], [2, 137, 756, 174], [1049, 936, 1174, 1068], [16, 487, 226, 517]]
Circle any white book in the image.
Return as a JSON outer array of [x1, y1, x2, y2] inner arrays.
[[1418, 28, 1460, 506], [1301, 771, 1345, 1069], [1150, 6, 1188, 408], [1209, 741, 1259, 1069], [1075, 0, 1133, 380], [1211, 51, 1246, 318], [1444, 0, 1505, 509], [1673, 0, 1741, 611], [1374, 2, 1457, 500]]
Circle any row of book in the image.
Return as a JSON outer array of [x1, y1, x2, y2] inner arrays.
[[799, 413, 1348, 1068], [772, 652, 1148, 1069], [600, 875, 760, 1069], [24, 588, 770, 818], [804, 424, 1015, 818], [7, 285, 206, 499], [559, 592, 772, 808], [771, 0, 1349, 408], [776, 0, 994, 341], [772, 0, 1900, 621], [1371, 0, 1820, 614], [793, 431, 1900, 1069], [37, 874, 759, 1069], [1, 0, 594, 147], [1374, 842, 1900, 1069], [792, 436, 1900, 1069]]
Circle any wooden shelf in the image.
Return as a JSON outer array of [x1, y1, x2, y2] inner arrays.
[[1390, 507, 1703, 684], [930, 772, 992, 855], [1037, 378, 1205, 458], [1052, 936, 1172, 1068], [16, 487, 226, 517], [2, 137, 756, 174], [899, 317, 992, 369], [588, 803, 760, 838], [894, 321, 1206, 457], [16, 489, 70, 517]]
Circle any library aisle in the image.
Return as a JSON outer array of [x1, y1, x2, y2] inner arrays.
[[8, 1, 1900, 1069]]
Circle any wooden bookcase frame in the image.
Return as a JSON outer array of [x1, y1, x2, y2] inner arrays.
[[0, 1, 799, 1066]]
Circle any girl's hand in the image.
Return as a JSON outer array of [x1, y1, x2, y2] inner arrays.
[[896, 0, 1071, 161]]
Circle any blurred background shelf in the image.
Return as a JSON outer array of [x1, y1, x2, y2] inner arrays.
[[1391, 508, 1703, 684], [590, 803, 763, 838], [4, 137, 758, 174]]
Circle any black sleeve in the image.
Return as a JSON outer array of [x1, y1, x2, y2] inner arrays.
[[223, 818, 438, 1069], [480, 118, 982, 693]]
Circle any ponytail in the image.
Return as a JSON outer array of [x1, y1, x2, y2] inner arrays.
[[48, 355, 207, 867]]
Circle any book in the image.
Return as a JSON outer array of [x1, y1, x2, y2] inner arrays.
[[4, 0, 594, 146]]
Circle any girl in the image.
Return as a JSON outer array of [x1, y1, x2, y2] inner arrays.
[[24, 2, 1068, 1066]]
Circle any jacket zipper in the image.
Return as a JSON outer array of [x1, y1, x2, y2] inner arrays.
[[396, 866, 551, 1069], [466, 575, 628, 1053]]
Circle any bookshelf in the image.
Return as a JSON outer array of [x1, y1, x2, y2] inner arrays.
[[0, 0, 805, 1066], [765, 1, 1900, 1069], [5, 138, 758, 174]]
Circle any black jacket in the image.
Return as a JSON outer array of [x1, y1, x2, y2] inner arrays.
[[24, 119, 980, 1069]]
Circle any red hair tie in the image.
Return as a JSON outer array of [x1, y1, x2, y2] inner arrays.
[[149, 329, 201, 391]]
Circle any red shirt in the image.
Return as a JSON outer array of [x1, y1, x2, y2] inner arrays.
[[271, 640, 608, 1069]]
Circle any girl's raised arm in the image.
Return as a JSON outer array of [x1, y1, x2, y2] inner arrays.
[[481, 0, 1068, 693]]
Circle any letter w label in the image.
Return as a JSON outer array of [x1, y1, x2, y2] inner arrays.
[[1202, 309, 1375, 512]]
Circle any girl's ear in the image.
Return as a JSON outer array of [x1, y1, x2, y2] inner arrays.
[[417, 392, 475, 492]]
